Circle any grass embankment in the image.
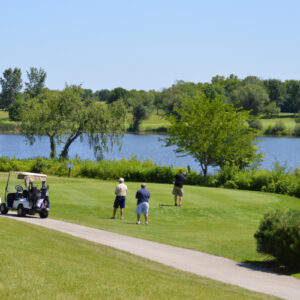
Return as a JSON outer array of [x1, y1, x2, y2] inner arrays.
[[0, 110, 18, 133], [0, 218, 277, 300], [139, 112, 299, 135], [1, 173, 299, 277], [260, 117, 296, 131]]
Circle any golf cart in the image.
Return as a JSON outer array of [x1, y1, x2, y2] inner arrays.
[[0, 171, 50, 218]]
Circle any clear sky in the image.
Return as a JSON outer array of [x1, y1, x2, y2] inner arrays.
[[1, 0, 300, 91]]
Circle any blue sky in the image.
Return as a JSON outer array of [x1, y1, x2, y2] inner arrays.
[[1, 0, 300, 91]]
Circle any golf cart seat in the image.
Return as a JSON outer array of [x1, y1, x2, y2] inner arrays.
[[6, 193, 16, 208]]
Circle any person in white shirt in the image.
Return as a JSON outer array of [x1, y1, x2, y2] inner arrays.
[[111, 178, 128, 220]]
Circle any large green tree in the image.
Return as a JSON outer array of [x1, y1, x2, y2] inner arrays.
[[165, 95, 261, 176], [20, 85, 127, 159], [0, 68, 22, 109]]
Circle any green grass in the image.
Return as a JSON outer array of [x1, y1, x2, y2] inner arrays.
[[139, 112, 170, 132], [0, 218, 278, 300], [138, 113, 299, 134], [260, 117, 296, 130], [0, 110, 18, 133], [1, 173, 299, 276]]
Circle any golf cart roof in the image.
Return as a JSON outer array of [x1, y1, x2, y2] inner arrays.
[[9, 171, 47, 182]]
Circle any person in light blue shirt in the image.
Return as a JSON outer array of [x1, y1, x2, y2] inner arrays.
[[135, 183, 150, 225]]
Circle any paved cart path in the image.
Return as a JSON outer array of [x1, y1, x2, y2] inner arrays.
[[2, 214, 300, 300]]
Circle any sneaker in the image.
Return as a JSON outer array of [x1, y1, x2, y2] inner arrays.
[[178, 204, 183, 207], [120, 216, 124, 220], [175, 203, 178, 206], [145, 221, 148, 225], [136, 221, 140, 225], [111, 216, 115, 219]]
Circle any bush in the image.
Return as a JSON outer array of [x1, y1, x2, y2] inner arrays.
[[293, 123, 300, 137], [264, 121, 288, 136], [254, 209, 300, 268], [273, 121, 286, 133], [248, 119, 263, 131], [0, 157, 299, 198]]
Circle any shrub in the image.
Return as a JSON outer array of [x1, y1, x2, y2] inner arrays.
[[248, 119, 263, 131], [263, 125, 274, 136], [254, 209, 300, 269], [251, 170, 271, 191], [216, 162, 239, 186], [264, 122, 288, 136], [293, 123, 300, 137], [233, 171, 253, 190], [273, 121, 286, 133]]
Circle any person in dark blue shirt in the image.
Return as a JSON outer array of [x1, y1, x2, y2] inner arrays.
[[135, 183, 150, 225], [172, 172, 187, 207]]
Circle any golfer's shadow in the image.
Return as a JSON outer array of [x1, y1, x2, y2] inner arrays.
[[159, 204, 175, 207]]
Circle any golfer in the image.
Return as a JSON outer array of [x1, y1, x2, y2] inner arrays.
[[172, 172, 187, 207], [135, 183, 150, 225], [111, 178, 128, 220]]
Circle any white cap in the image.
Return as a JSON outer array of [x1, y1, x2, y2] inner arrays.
[[119, 178, 124, 183]]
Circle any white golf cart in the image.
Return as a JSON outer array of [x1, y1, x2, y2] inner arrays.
[[0, 171, 50, 218]]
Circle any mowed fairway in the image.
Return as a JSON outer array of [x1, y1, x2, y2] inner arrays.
[[0, 173, 300, 261], [0, 218, 278, 300], [1, 173, 299, 268]]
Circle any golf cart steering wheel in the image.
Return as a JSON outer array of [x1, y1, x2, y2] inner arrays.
[[15, 185, 24, 193]]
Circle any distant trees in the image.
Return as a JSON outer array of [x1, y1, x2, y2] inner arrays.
[[0, 68, 22, 109], [283, 80, 300, 113], [2, 65, 300, 136], [127, 90, 154, 131], [231, 83, 270, 115], [107, 87, 129, 104]]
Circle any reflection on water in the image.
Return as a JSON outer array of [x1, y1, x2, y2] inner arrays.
[[0, 134, 299, 172]]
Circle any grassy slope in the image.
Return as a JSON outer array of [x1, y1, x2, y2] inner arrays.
[[260, 117, 296, 130], [140, 113, 298, 133], [1, 173, 299, 272], [0, 110, 18, 133], [139, 113, 170, 132], [0, 218, 277, 300]]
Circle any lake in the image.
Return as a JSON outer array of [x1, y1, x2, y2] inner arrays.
[[0, 134, 299, 172]]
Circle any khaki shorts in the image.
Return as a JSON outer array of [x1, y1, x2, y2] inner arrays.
[[172, 186, 183, 197]]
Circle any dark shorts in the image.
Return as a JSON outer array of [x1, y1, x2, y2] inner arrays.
[[114, 196, 126, 209]]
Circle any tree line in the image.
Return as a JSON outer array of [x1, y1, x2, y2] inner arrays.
[[1, 69, 300, 129], [0, 67, 299, 174]]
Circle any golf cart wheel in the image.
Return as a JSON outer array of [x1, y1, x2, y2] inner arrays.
[[17, 205, 25, 217], [39, 209, 48, 219], [0, 203, 8, 215]]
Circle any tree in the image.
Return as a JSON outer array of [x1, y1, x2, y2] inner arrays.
[[24, 67, 47, 98], [231, 83, 270, 115], [264, 101, 280, 116], [107, 87, 129, 104], [165, 95, 261, 176], [8, 95, 26, 121], [263, 79, 286, 110], [0, 68, 22, 109], [127, 90, 154, 132], [283, 80, 300, 113], [94, 89, 111, 102], [211, 74, 242, 98], [160, 80, 201, 115], [20, 85, 127, 159]]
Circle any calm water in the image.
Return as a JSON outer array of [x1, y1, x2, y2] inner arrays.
[[0, 134, 299, 172]]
